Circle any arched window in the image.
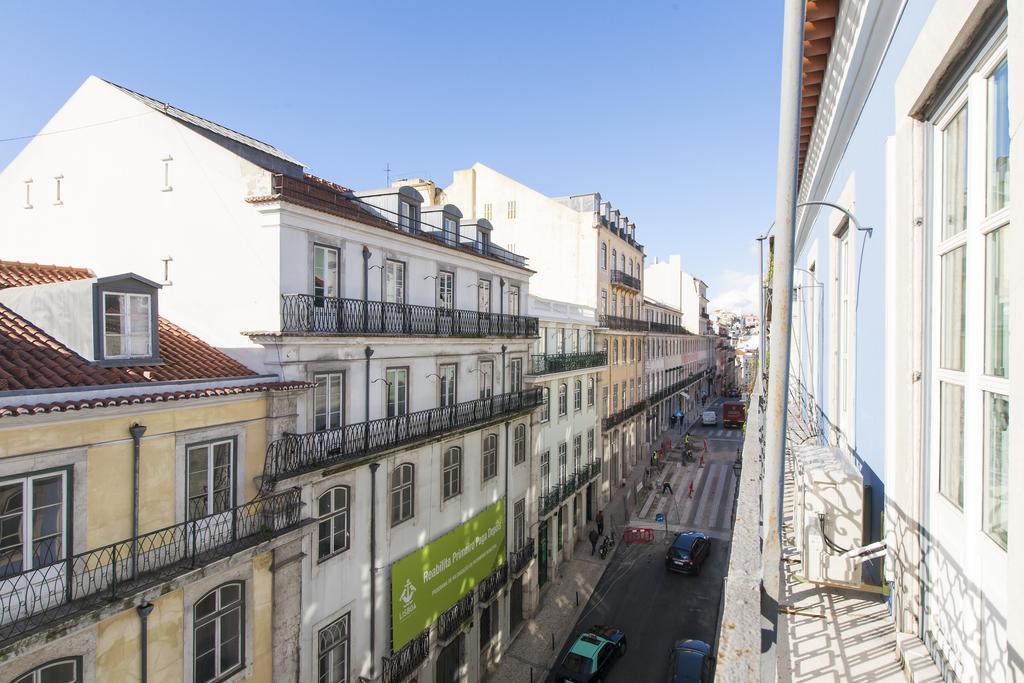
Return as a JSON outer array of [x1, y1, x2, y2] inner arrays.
[[573, 380, 582, 411], [600, 243, 608, 269], [13, 659, 82, 683], [587, 377, 596, 406], [194, 582, 245, 682], [442, 447, 462, 500], [558, 383, 568, 416], [391, 464, 414, 525], [611, 248, 617, 271], [514, 424, 527, 464], [482, 434, 499, 481], [317, 486, 350, 559]]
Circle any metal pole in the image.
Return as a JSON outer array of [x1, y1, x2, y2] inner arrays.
[[129, 423, 147, 582], [762, 0, 805, 680], [369, 462, 380, 681], [137, 602, 154, 683]]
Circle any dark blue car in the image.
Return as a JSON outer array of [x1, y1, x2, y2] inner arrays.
[[665, 531, 710, 575], [667, 639, 712, 682]]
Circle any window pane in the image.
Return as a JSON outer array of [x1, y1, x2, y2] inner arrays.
[[38, 660, 79, 683], [128, 295, 151, 356], [187, 447, 210, 519], [983, 392, 1009, 548], [939, 382, 965, 508], [942, 106, 968, 239], [984, 227, 1008, 377], [988, 59, 1009, 213], [940, 246, 966, 371]]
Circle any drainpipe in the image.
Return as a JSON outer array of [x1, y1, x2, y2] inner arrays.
[[499, 278, 505, 316], [364, 346, 374, 451], [369, 462, 380, 681], [129, 423, 147, 581], [137, 601, 154, 683], [501, 345, 508, 395], [762, 0, 805, 679], [362, 246, 371, 333]]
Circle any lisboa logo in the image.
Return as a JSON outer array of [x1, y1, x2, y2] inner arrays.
[[400, 579, 417, 607]]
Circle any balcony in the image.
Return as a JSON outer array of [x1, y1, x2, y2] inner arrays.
[[610, 269, 641, 292], [383, 628, 429, 683], [477, 563, 508, 605], [603, 399, 646, 431], [509, 537, 535, 575], [528, 351, 606, 375], [597, 315, 687, 335], [437, 591, 474, 641], [0, 487, 302, 647], [538, 462, 602, 517], [264, 388, 543, 481], [281, 295, 538, 338]]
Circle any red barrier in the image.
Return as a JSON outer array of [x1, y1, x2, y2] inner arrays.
[[623, 527, 655, 543]]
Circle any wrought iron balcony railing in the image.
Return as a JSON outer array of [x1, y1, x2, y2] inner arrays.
[[538, 463, 602, 517], [265, 388, 543, 482], [603, 399, 647, 431], [610, 269, 641, 292], [437, 591, 474, 642], [281, 294, 538, 338], [598, 315, 687, 335], [0, 487, 302, 646], [528, 351, 606, 375], [478, 563, 508, 605], [509, 538, 535, 575], [383, 628, 429, 683]]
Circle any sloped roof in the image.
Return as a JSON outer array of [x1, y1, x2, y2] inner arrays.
[[104, 79, 304, 168], [0, 260, 257, 392]]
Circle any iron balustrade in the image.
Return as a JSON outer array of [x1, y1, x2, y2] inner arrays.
[[0, 488, 301, 646], [610, 269, 641, 291], [538, 465, 601, 518], [477, 563, 508, 605], [265, 388, 543, 482], [281, 294, 538, 338], [383, 628, 429, 683], [598, 314, 687, 335], [509, 538, 535, 575], [437, 591, 474, 642], [603, 399, 647, 431], [538, 484, 564, 517], [528, 351, 607, 375]]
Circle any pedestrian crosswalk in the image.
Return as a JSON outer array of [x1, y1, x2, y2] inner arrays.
[[635, 462, 737, 532], [701, 429, 743, 439]]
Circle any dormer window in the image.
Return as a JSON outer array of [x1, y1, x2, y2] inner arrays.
[[399, 200, 419, 232], [104, 292, 152, 357]]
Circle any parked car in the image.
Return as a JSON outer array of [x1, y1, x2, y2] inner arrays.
[[553, 626, 628, 682], [701, 409, 717, 426], [665, 531, 710, 575], [722, 401, 746, 428], [667, 639, 713, 682]]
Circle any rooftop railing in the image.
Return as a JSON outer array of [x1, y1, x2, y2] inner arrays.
[[528, 351, 606, 375], [264, 388, 543, 482], [281, 294, 538, 338], [0, 487, 302, 646]]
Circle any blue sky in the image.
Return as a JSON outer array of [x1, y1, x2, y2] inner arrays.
[[1, 1, 782, 312]]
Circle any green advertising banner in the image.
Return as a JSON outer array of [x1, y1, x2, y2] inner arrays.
[[391, 499, 505, 651]]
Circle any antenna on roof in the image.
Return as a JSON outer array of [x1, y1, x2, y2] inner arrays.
[[385, 163, 391, 186]]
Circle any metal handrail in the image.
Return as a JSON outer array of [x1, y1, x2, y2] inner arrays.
[[528, 351, 606, 375], [610, 269, 642, 291], [0, 487, 302, 646], [281, 294, 538, 338], [478, 563, 508, 605], [437, 591, 474, 642], [264, 388, 543, 482], [382, 628, 429, 683], [509, 538, 535, 575]]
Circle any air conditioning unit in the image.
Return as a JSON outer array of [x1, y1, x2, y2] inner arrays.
[[792, 445, 863, 585]]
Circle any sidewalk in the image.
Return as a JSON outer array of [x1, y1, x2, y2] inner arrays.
[[488, 400, 721, 682]]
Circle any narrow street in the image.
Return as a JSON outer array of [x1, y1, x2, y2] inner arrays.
[[550, 402, 743, 681]]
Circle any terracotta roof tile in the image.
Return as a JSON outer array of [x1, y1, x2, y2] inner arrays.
[[0, 261, 258, 390], [0, 260, 95, 288], [0, 381, 312, 419]]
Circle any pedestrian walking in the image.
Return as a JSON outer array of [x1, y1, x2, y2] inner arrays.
[[688, 480, 695, 498], [589, 527, 599, 555], [596, 510, 605, 537], [662, 480, 673, 495]]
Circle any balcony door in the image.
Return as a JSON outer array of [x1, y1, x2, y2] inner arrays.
[[508, 285, 520, 316], [312, 245, 339, 330], [383, 260, 406, 334], [437, 271, 455, 335], [478, 279, 491, 314]]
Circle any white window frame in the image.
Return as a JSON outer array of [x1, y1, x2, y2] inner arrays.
[[438, 271, 455, 310], [439, 363, 457, 408], [192, 582, 245, 683], [313, 244, 339, 300], [317, 613, 350, 683], [314, 372, 344, 431], [386, 368, 409, 417], [479, 360, 494, 398], [384, 259, 406, 304], [442, 447, 462, 500], [317, 486, 350, 560], [103, 291, 152, 358], [185, 439, 235, 520], [391, 463, 415, 526], [482, 433, 499, 482], [0, 471, 68, 572]]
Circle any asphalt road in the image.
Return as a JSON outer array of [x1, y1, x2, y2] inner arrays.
[[550, 415, 741, 682]]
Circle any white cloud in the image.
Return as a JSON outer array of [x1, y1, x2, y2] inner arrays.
[[709, 270, 759, 314]]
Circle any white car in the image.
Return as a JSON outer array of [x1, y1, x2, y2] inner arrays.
[[701, 410, 718, 426]]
